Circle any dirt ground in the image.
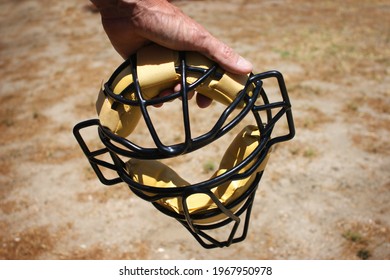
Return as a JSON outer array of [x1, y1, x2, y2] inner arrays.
[[0, 0, 389, 260]]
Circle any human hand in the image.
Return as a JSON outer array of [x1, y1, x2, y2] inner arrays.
[[91, 0, 253, 107]]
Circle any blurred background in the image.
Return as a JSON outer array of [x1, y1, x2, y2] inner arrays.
[[0, 0, 389, 259]]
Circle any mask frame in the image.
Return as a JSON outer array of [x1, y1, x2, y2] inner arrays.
[[73, 47, 295, 248]]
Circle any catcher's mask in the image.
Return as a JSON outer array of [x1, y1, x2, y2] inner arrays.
[[73, 44, 295, 249]]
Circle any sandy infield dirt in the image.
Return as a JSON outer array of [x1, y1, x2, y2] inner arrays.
[[0, 0, 389, 259]]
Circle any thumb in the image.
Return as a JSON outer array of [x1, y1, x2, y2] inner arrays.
[[200, 36, 253, 75]]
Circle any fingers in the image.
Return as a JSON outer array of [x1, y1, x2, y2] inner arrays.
[[177, 20, 253, 75], [152, 85, 211, 109], [168, 6, 253, 75], [196, 94, 213, 108], [152, 84, 195, 108], [199, 37, 253, 75]]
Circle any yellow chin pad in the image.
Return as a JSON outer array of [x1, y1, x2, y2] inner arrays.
[[96, 44, 251, 137], [125, 125, 270, 224]]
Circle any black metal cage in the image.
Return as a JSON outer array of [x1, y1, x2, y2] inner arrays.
[[73, 50, 295, 248]]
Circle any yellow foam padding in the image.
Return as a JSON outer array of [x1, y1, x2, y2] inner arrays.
[[96, 44, 252, 137], [125, 125, 271, 224]]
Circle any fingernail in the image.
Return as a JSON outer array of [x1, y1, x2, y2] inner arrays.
[[236, 56, 253, 72]]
